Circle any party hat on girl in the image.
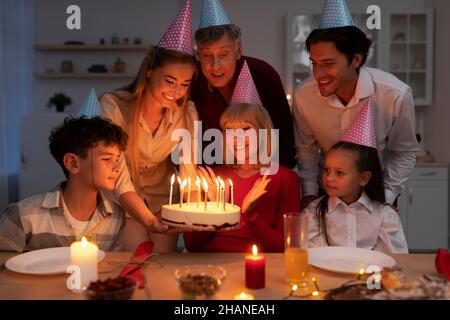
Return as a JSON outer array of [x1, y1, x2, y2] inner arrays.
[[199, 0, 231, 29], [230, 61, 262, 106], [319, 0, 354, 29], [77, 88, 101, 118], [339, 99, 377, 149], [159, 0, 193, 55]]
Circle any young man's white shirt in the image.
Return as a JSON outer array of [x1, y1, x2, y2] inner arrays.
[[292, 67, 419, 203]]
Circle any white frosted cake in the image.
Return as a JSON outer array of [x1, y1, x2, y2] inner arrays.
[[161, 202, 241, 231]]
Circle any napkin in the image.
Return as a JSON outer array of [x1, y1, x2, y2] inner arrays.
[[120, 241, 154, 288], [435, 248, 450, 280]]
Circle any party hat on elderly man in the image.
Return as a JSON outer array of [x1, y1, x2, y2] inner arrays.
[[159, 0, 193, 55], [319, 0, 355, 29], [199, 0, 232, 29], [77, 88, 101, 118], [339, 99, 377, 149], [230, 61, 262, 106]]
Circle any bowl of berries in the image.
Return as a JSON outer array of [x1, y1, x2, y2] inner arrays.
[[175, 265, 226, 300], [85, 276, 137, 300]]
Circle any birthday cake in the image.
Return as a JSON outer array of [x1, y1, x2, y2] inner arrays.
[[161, 202, 241, 231]]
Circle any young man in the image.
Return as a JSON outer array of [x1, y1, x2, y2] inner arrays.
[[292, 25, 419, 208], [190, 0, 296, 169], [0, 117, 128, 252]]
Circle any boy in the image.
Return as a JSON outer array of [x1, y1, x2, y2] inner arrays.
[[0, 116, 128, 252]]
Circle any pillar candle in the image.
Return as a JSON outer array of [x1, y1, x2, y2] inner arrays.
[[70, 237, 98, 292], [245, 244, 265, 289]]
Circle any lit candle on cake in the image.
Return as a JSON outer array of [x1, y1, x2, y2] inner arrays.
[[70, 236, 98, 292], [229, 179, 234, 207], [202, 177, 208, 210], [187, 177, 191, 205], [169, 174, 175, 206], [216, 177, 220, 207], [195, 176, 201, 208], [245, 244, 265, 289], [180, 179, 187, 208], [177, 177, 182, 207], [220, 178, 226, 211]]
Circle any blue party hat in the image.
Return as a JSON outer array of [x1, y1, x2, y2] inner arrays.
[[319, 0, 354, 29], [199, 0, 231, 29], [77, 88, 101, 118]]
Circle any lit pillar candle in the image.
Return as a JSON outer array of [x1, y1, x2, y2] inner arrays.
[[228, 179, 234, 207], [202, 177, 208, 210], [70, 237, 98, 292], [180, 179, 187, 208], [245, 244, 265, 289], [169, 174, 175, 206], [187, 177, 191, 205], [195, 176, 201, 208]]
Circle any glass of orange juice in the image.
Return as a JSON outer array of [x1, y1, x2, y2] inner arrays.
[[283, 212, 309, 288]]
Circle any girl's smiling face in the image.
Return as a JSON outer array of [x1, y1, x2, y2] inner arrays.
[[323, 148, 371, 205]]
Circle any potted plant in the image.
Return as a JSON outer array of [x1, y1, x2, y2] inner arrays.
[[47, 92, 72, 112]]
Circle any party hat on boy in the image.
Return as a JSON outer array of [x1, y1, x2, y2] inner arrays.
[[77, 88, 101, 118], [319, 0, 354, 29], [159, 0, 193, 55], [199, 0, 232, 29], [230, 61, 262, 106], [339, 99, 377, 149]]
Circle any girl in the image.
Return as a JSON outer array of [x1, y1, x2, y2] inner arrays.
[[304, 141, 408, 253], [184, 103, 301, 253], [100, 45, 199, 252]]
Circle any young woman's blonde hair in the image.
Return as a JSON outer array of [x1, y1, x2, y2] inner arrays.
[[219, 103, 275, 166], [107, 46, 196, 186]]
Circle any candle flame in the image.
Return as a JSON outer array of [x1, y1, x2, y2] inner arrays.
[[312, 291, 319, 296], [228, 178, 233, 187], [188, 177, 191, 185], [195, 176, 201, 187], [220, 179, 225, 188], [252, 244, 258, 256], [312, 277, 316, 282], [81, 236, 88, 248], [181, 179, 187, 188], [170, 174, 175, 185], [202, 177, 208, 191], [240, 292, 247, 299], [359, 269, 365, 275], [177, 176, 182, 185], [292, 284, 298, 291]]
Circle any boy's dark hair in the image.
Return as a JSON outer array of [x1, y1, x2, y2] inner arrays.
[[305, 26, 372, 72], [49, 116, 128, 178], [315, 141, 385, 245], [195, 24, 242, 46]]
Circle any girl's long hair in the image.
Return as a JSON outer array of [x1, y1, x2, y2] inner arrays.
[[316, 141, 385, 245], [105, 46, 196, 186]]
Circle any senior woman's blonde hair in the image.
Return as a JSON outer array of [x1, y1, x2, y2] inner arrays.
[[219, 103, 276, 166]]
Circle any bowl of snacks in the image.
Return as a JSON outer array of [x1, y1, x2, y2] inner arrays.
[[175, 265, 226, 300], [85, 276, 137, 300]]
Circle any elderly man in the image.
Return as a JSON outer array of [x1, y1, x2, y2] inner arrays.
[[190, 0, 296, 169]]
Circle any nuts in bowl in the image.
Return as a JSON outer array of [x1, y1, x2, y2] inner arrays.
[[85, 276, 136, 300], [175, 265, 226, 300]]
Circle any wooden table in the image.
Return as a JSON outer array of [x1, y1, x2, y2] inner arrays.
[[0, 252, 437, 300]]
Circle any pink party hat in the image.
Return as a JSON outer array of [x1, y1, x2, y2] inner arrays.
[[230, 61, 262, 106], [339, 99, 378, 149], [159, 0, 193, 55]]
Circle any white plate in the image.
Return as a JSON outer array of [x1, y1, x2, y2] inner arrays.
[[308, 246, 396, 274], [5, 247, 105, 275]]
